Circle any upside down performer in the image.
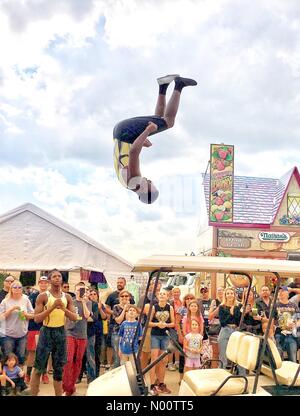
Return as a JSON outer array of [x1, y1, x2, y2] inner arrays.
[[113, 75, 197, 204]]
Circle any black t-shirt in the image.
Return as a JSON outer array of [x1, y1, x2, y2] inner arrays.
[[67, 291, 76, 299], [138, 293, 159, 327], [219, 305, 241, 327], [151, 303, 171, 337], [199, 299, 212, 327], [288, 282, 300, 299], [28, 290, 42, 331], [238, 303, 261, 334], [0, 289, 8, 303], [86, 301, 106, 338]]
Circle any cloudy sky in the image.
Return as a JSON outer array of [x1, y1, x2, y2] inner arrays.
[[0, 0, 300, 263]]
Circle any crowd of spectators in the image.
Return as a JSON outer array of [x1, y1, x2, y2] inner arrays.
[[0, 272, 299, 396]]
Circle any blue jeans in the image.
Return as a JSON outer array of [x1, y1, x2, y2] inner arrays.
[[111, 333, 120, 369], [95, 333, 106, 377], [217, 327, 246, 375], [218, 326, 235, 369], [0, 336, 4, 353], [275, 333, 298, 363], [86, 335, 96, 383], [2, 335, 27, 365]]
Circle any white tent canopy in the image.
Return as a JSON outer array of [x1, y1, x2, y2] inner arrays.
[[0, 203, 133, 288]]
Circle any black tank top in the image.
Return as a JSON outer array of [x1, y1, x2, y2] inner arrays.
[[151, 303, 171, 336]]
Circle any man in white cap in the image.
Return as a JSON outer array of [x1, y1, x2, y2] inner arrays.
[[25, 275, 50, 384]]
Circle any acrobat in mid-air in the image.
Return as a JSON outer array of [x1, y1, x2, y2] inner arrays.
[[113, 75, 197, 204]]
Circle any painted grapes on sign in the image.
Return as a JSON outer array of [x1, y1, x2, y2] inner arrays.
[[209, 144, 234, 223]]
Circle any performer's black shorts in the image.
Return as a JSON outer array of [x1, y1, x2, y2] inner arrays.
[[34, 326, 67, 381], [113, 115, 168, 144]]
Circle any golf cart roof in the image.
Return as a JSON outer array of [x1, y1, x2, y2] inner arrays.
[[132, 255, 300, 278]]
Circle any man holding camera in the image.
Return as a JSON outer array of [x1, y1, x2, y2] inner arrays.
[[62, 282, 93, 396]]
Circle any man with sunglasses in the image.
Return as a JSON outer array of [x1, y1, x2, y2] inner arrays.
[[25, 275, 50, 385], [62, 282, 75, 299], [0, 275, 15, 303], [198, 287, 212, 335], [105, 277, 135, 313]]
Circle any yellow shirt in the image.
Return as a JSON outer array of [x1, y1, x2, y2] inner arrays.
[[113, 138, 130, 188], [43, 291, 68, 328]]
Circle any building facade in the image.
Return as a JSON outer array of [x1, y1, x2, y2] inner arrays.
[[200, 167, 300, 296]]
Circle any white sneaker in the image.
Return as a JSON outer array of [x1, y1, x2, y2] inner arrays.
[[157, 74, 180, 85], [167, 363, 177, 371]]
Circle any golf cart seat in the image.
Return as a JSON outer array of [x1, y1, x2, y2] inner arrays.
[[261, 338, 300, 387], [179, 331, 260, 396], [86, 362, 140, 396]]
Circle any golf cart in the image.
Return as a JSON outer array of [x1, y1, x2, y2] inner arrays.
[[87, 255, 300, 396]]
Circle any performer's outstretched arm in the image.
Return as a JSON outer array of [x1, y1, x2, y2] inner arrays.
[[128, 122, 157, 179]]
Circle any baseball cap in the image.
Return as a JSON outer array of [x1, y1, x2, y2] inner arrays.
[[39, 275, 49, 282], [279, 286, 289, 291]]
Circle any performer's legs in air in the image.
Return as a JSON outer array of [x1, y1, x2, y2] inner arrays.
[[155, 75, 197, 128], [155, 74, 179, 117]]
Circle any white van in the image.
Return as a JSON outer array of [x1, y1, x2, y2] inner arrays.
[[164, 272, 198, 298]]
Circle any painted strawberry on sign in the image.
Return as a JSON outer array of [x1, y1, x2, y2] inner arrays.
[[209, 144, 234, 223], [218, 149, 228, 159]]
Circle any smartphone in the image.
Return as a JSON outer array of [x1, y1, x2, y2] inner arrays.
[[79, 287, 85, 298]]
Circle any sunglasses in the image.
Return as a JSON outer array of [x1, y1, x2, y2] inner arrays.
[[12, 286, 22, 289], [5, 279, 14, 283], [120, 295, 129, 298], [185, 297, 194, 300]]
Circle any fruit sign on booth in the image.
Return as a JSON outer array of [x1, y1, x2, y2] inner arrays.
[[209, 144, 234, 223]]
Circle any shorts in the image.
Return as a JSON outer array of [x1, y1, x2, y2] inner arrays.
[[120, 353, 135, 367], [151, 335, 169, 351], [5, 377, 27, 392], [34, 326, 66, 381], [113, 116, 168, 144], [27, 330, 40, 351], [185, 357, 201, 368]]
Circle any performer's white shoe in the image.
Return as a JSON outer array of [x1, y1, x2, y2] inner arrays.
[[157, 74, 180, 85]]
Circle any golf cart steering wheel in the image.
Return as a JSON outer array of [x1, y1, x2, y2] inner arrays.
[[166, 330, 186, 357]]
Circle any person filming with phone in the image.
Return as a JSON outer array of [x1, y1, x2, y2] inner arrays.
[[238, 288, 261, 335], [62, 282, 93, 396]]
